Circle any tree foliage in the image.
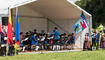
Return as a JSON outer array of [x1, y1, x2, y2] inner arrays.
[[75, 0, 105, 28]]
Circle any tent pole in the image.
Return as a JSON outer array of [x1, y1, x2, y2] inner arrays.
[[80, 32, 82, 49], [47, 18, 49, 33], [89, 16, 92, 39]]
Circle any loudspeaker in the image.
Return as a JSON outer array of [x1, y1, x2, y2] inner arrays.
[[2, 17, 8, 26]]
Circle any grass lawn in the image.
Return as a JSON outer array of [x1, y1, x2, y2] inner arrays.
[[0, 50, 105, 60]]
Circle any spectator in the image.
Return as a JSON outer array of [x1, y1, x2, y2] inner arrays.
[[92, 32, 97, 50], [96, 30, 100, 49], [101, 30, 105, 49], [83, 33, 90, 51]]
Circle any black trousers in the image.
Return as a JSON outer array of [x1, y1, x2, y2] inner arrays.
[[92, 40, 96, 47], [8, 46, 14, 56], [1, 47, 6, 56]]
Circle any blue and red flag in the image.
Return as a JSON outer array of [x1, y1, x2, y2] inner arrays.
[[15, 8, 20, 46], [73, 12, 88, 34]]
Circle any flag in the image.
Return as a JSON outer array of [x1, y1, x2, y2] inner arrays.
[[15, 8, 20, 46], [7, 9, 13, 46], [73, 12, 88, 34], [0, 24, 2, 32], [80, 11, 88, 29], [73, 18, 83, 34]]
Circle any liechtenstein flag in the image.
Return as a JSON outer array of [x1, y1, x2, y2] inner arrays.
[[15, 8, 20, 46]]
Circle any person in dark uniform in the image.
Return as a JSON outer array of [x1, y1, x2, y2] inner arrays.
[[20, 32, 24, 51], [44, 34, 49, 50], [60, 34, 65, 50], [0, 25, 7, 56], [33, 29, 37, 34], [22, 32, 30, 51], [70, 33, 75, 50], [66, 34, 72, 50], [40, 34, 45, 50]]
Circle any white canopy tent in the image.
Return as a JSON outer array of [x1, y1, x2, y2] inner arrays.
[[10, 0, 92, 49]]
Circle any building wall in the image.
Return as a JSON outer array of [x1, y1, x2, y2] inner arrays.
[[13, 17, 47, 33], [48, 19, 76, 34], [12, 6, 47, 33]]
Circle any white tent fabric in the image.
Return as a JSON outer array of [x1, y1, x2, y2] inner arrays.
[[11, 0, 92, 49]]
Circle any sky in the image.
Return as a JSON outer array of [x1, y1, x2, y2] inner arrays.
[[71, 0, 78, 2], [0, 0, 32, 14], [0, 0, 78, 14]]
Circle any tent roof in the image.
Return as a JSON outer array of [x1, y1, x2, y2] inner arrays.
[[11, 0, 91, 20]]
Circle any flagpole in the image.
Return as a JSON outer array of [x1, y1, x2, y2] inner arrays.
[[0, 33, 1, 55], [6, 7, 10, 56], [15, 7, 18, 56], [15, 39, 16, 56]]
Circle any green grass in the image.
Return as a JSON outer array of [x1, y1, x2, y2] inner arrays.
[[0, 50, 105, 60]]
